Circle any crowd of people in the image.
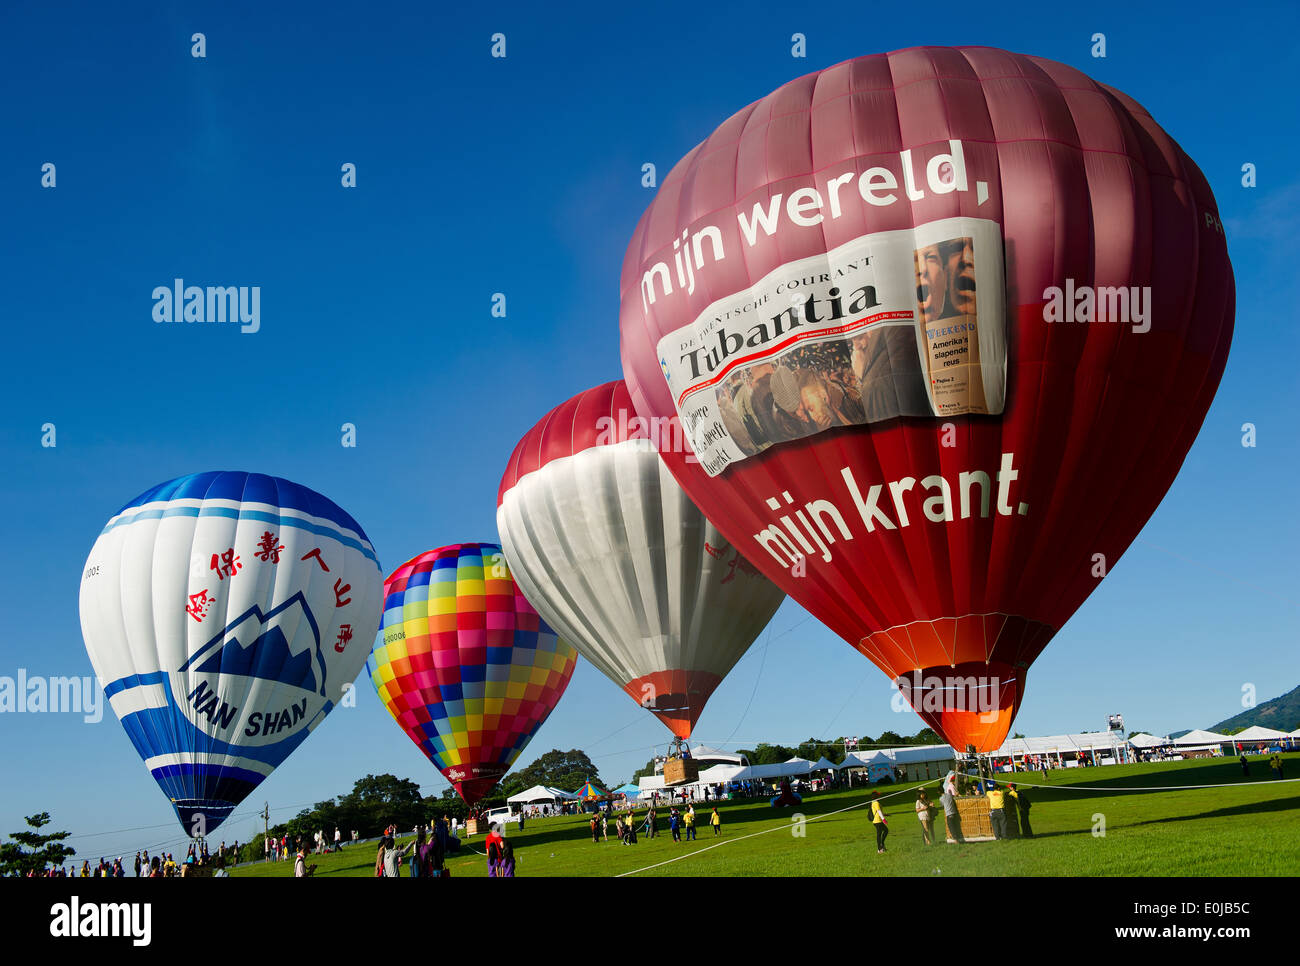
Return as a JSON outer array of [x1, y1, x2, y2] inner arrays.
[[365, 817, 459, 879], [864, 770, 1037, 853]]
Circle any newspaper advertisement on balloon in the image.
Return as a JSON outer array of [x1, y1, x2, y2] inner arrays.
[[656, 216, 1007, 476]]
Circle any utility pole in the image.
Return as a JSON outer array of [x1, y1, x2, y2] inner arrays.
[[261, 802, 270, 859]]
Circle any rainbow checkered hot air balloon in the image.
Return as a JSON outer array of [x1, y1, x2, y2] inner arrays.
[[366, 543, 578, 806]]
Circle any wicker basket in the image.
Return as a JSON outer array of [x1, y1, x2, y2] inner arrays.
[[663, 758, 700, 785], [948, 796, 995, 842]]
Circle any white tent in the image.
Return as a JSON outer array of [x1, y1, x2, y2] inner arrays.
[[1171, 729, 1231, 746], [506, 785, 577, 804], [812, 756, 838, 771], [783, 757, 816, 774], [1231, 726, 1288, 742], [991, 732, 1129, 761], [689, 746, 748, 765], [836, 752, 873, 770]]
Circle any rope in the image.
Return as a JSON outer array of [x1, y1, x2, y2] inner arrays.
[[616, 778, 940, 877]]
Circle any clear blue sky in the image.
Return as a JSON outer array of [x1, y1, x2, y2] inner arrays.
[[1, 1, 1296, 862]]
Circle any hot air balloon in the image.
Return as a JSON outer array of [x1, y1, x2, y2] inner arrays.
[[366, 544, 578, 806], [497, 380, 785, 739], [79, 472, 383, 835], [619, 48, 1234, 751]]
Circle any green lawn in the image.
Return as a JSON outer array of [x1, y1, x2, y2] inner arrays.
[[232, 755, 1299, 877]]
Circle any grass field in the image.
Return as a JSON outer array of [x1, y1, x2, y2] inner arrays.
[[232, 756, 1299, 877]]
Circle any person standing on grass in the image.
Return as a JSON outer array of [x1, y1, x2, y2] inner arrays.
[[384, 835, 413, 877], [669, 809, 681, 842], [987, 783, 1007, 839], [590, 816, 600, 844], [486, 825, 505, 877], [940, 785, 963, 843], [711, 807, 721, 836], [420, 826, 445, 877], [497, 838, 516, 877], [871, 791, 889, 853], [915, 790, 934, 845], [1240, 754, 1250, 777]]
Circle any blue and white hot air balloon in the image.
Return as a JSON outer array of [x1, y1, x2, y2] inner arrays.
[[78, 472, 383, 836]]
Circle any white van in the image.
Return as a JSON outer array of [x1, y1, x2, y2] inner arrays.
[[482, 807, 518, 827]]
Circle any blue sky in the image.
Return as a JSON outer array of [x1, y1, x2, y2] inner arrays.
[[1, 1, 1296, 862]]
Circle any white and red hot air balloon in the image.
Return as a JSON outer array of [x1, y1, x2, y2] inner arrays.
[[497, 380, 785, 739]]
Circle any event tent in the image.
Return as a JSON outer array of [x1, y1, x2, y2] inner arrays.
[[1230, 726, 1288, 742], [507, 785, 577, 804], [1170, 729, 1231, 747], [573, 781, 606, 799], [990, 732, 1129, 762], [688, 746, 748, 766], [812, 756, 838, 771], [612, 782, 643, 798]]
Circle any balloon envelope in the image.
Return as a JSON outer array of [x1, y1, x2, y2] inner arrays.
[[620, 48, 1234, 751], [79, 471, 383, 834], [497, 380, 785, 738], [366, 543, 578, 805]]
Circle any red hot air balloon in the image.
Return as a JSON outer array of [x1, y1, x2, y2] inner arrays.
[[497, 381, 784, 739], [619, 47, 1234, 752]]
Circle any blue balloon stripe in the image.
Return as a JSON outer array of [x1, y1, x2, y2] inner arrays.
[[100, 504, 378, 565], [118, 471, 369, 538]]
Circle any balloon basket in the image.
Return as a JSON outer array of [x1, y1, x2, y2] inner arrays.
[[464, 818, 479, 837], [663, 758, 699, 785], [946, 796, 995, 843]]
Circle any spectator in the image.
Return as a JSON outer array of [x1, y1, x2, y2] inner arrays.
[[987, 783, 1007, 839], [940, 785, 963, 843], [710, 807, 722, 836], [383, 836, 413, 877], [915, 790, 935, 845], [871, 791, 889, 853]]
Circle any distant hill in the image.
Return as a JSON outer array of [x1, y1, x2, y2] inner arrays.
[[1210, 685, 1300, 734]]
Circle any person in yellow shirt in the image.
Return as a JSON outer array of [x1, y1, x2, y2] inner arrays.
[[710, 807, 722, 836], [684, 806, 697, 841], [987, 783, 1007, 839], [871, 791, 889, 853]]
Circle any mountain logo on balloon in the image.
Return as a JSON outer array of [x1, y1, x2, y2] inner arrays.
[[180, 591, 327, 698]]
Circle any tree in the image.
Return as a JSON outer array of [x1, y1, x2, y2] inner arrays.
[[736, 743, 798, 765], [0, 812, 74, 876], [875, 731, 905, 746], [631, 758, 659, 782]]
